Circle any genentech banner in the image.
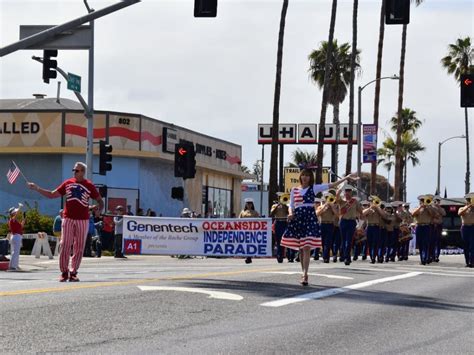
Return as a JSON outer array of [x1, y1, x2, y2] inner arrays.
[[122, 216, 272, 257]]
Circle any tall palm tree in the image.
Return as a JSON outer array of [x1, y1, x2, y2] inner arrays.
[[316, 0, 338, 184], [345, 0, 359, 175], [309, 40, 360, 177], [268, 0, 289, 215], [441, 36, 474, 194], [389, 108, 423, 134], [370, 0, 386, 195], [288, 148, 319, 167], [377, 141, 395, 200], [394, 0, 424, 200]]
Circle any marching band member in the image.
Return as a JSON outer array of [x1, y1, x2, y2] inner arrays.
[[399, 203, 414, 260], [313, 198, 323, 260], [432, 196, 446, 262], [412, 195, 435, 265], [378, 201, 388, 263], [363, 196, 385, 264], [281, 169, 355, 285], [384, 204, 397, 262], [390, 201, 403, 261], [353, 200, 369, 261], [316, 192, 338, 263], [336, 185, 362, 266], [458, 193, 474, 268], [270, 194, 290, 263]]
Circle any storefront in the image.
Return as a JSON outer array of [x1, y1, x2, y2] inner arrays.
[[0, 97, 246, 218]]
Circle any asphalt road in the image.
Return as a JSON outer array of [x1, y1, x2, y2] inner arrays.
[[1, 255, 473, 354]]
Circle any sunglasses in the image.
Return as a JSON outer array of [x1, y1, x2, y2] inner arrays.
[[72, 169, 83, 173]]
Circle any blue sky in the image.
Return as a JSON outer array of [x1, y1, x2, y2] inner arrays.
[[1, 0, 473, 202]]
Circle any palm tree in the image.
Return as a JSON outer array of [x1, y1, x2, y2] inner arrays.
[[288, 148, 319, 168], [240, 165, 251, 174], [394, 0, 425, 200], [377, 142, 395, 201], [345, 0, 359, 175], [268, 0, 289, 215], [441, 36, 474, 194], [389, 108, 423, 134], [370, 0, 387, 195], [309, 40, 360, 177], [315, 0, 338, 184]]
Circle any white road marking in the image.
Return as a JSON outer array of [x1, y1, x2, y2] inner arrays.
[[260, 272, 422, 307], [262, 271, 353, 280], [137, 286, 243, 301]]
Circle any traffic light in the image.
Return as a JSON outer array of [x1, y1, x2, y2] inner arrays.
[[194, 0, 217, 17], [385, 0, 410, 25], [174, 142, 196, 179], [42, 49, 58, 84], [461, 74, 474, 108], [171, 187, 184, 200], [99, 140, 113, 176]]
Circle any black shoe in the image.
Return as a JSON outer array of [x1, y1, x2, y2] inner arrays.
[[339, 257, 344, 262], [344, 260, 351, 266], [115, 255, 127, 259], [421, 261, 426, 265], [362, 255, 367, 261], [377, 258, 383, 263], [333, 257, 338, 263], [295, 257, 300, 262], [245, 257, 252, 264], [323, 259, 329, 263], [277, 257, 283, 263], [390, 258, 395, 262], [313, 255, 320, 261], [69, 273, 80, 282], [288, 259, 294, 263], [371, 259, 376, 264], [385, 258, 390, 263], [353, 256, 358, 261], [434, 258, 440, 262]]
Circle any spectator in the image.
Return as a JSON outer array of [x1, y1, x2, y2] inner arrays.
[[114, 206, 127, 259], [7, 206, 25, 271]]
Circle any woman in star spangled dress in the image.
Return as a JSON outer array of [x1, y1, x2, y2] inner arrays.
[[281, 169, 356, 285]]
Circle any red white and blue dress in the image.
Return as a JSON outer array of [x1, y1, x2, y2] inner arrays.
[[281, 184, 329, 250]]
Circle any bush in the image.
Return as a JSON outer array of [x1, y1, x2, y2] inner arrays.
[[0, 201, 53, 235]]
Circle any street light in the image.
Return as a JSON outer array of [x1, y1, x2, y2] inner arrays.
[[357, 75, 399, 196], [436, 135, 466, 195]]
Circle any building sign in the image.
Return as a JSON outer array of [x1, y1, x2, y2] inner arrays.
[[363, 124, 378, 163], [258, 123, 357, 144], [258, 124, 297, 144], [123, 216, 272, 257], [162, 127, 178, 153], [283, 166, 330, 193]]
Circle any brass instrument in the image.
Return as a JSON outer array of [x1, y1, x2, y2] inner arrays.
[[324, 194, 336, 204], [370, 195, 381, 206], [424, 196, 433, 206], [278, 193, 290, 206]]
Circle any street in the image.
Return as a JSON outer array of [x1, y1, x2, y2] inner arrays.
[[1, 255, 473, 354]]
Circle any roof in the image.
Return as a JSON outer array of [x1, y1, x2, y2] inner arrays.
[[0, 98, 84, 111]]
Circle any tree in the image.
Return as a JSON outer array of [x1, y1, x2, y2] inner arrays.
[[315, 0, 338, 184], [252, 161, 263, 183], [370, 0, 387, 195], [441, 36, 474, 194], [268, 0, 289, 216], [389, 108, 423, 134], [240, 165, 251, 174], [394, 0, 425, 200], [308, 40, 360, 177], [345, 0, 359, 175], [287, 148, 319, 167]]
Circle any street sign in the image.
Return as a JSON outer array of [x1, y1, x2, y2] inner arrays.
[[67, 72, 81, 93]]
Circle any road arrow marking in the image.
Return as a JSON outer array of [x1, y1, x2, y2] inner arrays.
[[260, 272, 422, 307], [137, 286, 243, 301], [262, 271, 353, 280]]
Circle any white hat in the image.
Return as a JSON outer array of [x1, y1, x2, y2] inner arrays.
[[417, 195, 426, 200], [8, 207, 19, 216], [244, 198, 254, 204], [464, 193, 474, 200], [434, 195, 442, 201], [182, 207, 191, 214]]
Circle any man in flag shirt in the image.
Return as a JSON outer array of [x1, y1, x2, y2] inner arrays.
[[28, 162, 104, 282]]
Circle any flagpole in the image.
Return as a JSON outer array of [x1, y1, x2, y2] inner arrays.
[[12, 161, 29, 183]]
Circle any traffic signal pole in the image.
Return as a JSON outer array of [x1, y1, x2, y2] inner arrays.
[[85, 0, 95, 180]]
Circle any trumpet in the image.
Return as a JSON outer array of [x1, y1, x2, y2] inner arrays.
[[278, 193, 290, 206], [423, 196, 433, 206], [324, 194, 336, 204], [370, 195, 381, 206]]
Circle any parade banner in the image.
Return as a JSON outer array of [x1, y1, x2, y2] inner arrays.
[[363, 124, 377, 163], [122, 216, 272, 257]]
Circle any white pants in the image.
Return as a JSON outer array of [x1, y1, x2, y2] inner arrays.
[[9, 234, 22, 269]]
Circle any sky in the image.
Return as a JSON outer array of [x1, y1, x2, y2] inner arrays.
[[1, 0, 473, 204]]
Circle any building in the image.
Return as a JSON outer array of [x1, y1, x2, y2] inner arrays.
[[0, 97, 246, 217]]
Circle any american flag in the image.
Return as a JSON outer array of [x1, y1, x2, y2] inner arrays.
[[6, 161, 21, 184]]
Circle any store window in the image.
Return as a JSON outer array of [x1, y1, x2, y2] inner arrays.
[[202, 186, 232, 218]]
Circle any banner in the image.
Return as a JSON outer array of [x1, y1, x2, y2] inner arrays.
[[122, 216, 272, 257], [363, 124, 378, 163], [284, 166, 330, 193]]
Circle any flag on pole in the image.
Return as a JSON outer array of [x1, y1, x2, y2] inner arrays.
[[6, 161, 21, 184]]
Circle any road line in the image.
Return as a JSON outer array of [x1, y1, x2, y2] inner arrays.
[[260, 272, 422, 307], [137, 286, 243, 300], [0, 266, 283, 297], [262, 271, 353, 280]]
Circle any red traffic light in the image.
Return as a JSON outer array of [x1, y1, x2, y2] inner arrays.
[[178, 147, 188, 156], [464, 78, 473, 86]]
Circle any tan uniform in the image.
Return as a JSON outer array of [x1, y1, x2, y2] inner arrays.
[[338, 198, 361, 220], [317, 204, 337, 224], [459, 205, 474, 225], [239, 209, 259, 218]]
